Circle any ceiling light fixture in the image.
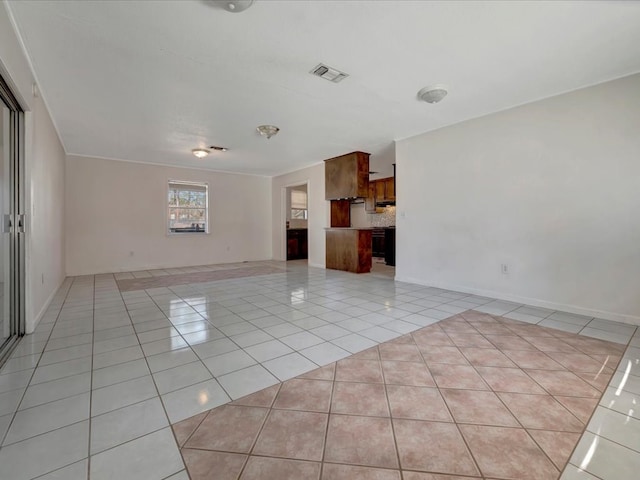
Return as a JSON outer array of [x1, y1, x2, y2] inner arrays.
[[209, 145, 229, 152], [417, 84, 449, 104], [256, 125, 280, 139], [215, 0, 254, 13], [192, 148, 210, 158]]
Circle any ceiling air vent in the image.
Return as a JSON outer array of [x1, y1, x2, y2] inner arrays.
[[310, 63, 349, 83]]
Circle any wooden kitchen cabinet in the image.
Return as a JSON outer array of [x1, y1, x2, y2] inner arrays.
[[287, 229, 308, 260], [364, 176, 395, 212], [330, 200, 351, 227], [325, 151, 370, 200], [364, 182, 376, 213], [384, 177, 395, 201], [375, 180, 386, 200], [326, 229, 372, 273]]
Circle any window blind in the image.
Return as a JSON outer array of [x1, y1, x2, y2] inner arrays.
[[291, 190, 307, 209]]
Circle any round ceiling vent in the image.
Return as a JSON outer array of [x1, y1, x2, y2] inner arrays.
[[417, 84, 449, 104]]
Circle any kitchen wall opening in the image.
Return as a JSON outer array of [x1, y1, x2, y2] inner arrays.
[[350, 168, 396, 278]]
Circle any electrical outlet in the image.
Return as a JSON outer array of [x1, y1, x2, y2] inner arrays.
[[501, 264, 509, 275]]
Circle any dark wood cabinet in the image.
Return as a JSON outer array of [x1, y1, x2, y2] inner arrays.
[[372, 229, 385, 257], [287, 229, 308, 260], [384, 177, 395, 201], [364, 182, 376, 213], [325, 151, 370, 200], [326, 229, 372, 273], [330, 200, 351, 227], [364, 176, 395, 212], [375, 180, 386, 200]]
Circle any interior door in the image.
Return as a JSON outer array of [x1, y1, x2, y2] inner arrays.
[[0, 73, 25, 366]]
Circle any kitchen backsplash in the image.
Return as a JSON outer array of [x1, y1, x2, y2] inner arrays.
[[370, 206, 396, 226], [350, 203, 396, 227]]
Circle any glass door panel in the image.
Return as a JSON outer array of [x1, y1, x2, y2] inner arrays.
[[0, 73, 24, 366], [1, 104, 8, 346]]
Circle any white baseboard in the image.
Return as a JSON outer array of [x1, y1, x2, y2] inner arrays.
[[395, 275, 640, 326], [27, 279, 63, 334]]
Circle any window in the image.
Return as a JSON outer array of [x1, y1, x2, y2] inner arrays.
[[291, 189, 308, 220], [168, 181, 208, 234]]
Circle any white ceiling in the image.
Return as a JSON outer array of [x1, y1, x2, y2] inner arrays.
[[7, 0, 640, 177]]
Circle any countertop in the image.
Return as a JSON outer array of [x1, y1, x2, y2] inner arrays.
[[325, 226, 395, 230]]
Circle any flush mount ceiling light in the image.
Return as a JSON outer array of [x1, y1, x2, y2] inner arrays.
[[209, 145, 229, 152], [256, 125, 280, 139], [192, 148, 210, 158], [213, 0, 254, 13], [417, 84, 449, 104]]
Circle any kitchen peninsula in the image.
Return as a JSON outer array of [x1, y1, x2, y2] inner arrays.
[[326, 228, 372, 273], [324, 151, 373, 273]]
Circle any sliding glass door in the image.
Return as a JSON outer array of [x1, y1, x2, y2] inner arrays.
[[0, 73, 25, 366]]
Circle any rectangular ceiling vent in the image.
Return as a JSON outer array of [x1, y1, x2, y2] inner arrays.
[[310, 63, 349, 83]]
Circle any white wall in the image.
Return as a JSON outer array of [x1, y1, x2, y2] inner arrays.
[[26, 95, 66, 332], [65, 156, 272, 275], [272, 163, 329, 267], [396, 73, 640, 324], [1, 3, 67, 333]]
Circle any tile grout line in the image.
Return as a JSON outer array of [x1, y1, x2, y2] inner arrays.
[[0, 279, 72, 449], [316, 362, 337, 480], [111, 273, 188, 478], [4, 264, 638, 480], [558, 334, 640, 478], [87, 274, 102, 479], [380, 344, 409, 480], [433, 314, 528, 479], [434, 312, 591, 476], [231, 384, 281, 479], [458, 311, 629, 478]]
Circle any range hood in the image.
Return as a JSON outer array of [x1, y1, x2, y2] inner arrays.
[[376, 200, 396, 207]]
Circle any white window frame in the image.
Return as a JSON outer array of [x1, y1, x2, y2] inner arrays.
[[167, 180, 209, 235]]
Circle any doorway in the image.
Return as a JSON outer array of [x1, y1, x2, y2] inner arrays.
[[0, 73, 25, 366], [284, 183, 308, 262]]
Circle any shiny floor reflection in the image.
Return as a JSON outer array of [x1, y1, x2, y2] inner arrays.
[[0, 261, 638, 480]]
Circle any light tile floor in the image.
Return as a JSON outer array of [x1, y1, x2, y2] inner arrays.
[[0, 261, 638, 479]]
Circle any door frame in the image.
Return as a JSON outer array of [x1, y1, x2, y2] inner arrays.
[[281, 180, 309, 262], [0, 72, 25, 366]]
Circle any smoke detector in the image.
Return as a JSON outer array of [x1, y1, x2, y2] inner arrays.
[[418, 84, 449, 104], [310, 63, 349, 83]]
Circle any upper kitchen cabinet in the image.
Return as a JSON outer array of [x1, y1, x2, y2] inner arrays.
[[383, 177, 395, 201], [375, 179, 386, 200], [325, 151, 370, 200], [364, 181, 376, 213], [364, 175, 396, 212]]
